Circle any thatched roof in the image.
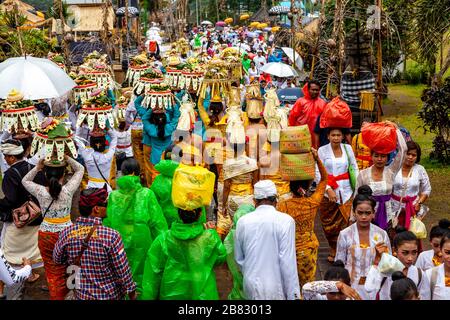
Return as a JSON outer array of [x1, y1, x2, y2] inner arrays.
[[249, 7, 271, 22], [0, 0, 45, 25]]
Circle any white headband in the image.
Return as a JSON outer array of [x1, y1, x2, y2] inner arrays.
[[0, 143, 24, 156]]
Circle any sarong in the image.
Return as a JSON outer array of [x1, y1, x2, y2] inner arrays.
[[38, 231, 68, 300], [2, 224, 41, 265], [319, 197, 351, 257], [131, 129, 145, 184]]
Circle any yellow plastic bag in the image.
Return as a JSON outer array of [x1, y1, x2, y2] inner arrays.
[[409, 217, 427, 239], [172, 164, 216, 211]]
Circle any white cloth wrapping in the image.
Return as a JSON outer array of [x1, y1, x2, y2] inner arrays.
[[253, 180, 277, 200], [235, 205, 300, 300]]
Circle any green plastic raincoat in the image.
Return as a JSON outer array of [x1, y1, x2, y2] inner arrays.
[[104, 175, 168, 293], [223, 204, 255, 300], [140, 220, 226, 300], [150, 160, 180, 227]]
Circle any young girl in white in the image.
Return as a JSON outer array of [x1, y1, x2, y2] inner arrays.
[[335, 185, 391, 300], [426, 232, 450, 300], [416, 219, 449, 270], [365, 228, 431, 300]]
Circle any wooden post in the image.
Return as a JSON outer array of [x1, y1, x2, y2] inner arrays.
[[376, 0, 383, 119]]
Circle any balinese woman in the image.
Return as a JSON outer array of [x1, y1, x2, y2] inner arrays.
[[426, 231, 450, 300], [316, 128, 359, 262], [391, 141, 431, 229], [75, 128, 117, 193], [22, 156, 84, 300], [355, 121, 407, 232], [218, 111, 259, 240], [104, 158, 168, 295], [277, 148, 327, 286], [335, 185, 391, 300]]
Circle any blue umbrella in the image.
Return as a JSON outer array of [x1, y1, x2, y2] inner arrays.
[[247, 32, 258, 38], [277, 87, 303, 104]]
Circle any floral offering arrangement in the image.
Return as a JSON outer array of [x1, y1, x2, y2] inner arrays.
[[0, 90, 39, 133], [31, 117, 78, 163]]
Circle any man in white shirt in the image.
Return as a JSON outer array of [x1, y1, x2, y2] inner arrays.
[[253, 50, 267, 71], [235, 180, 300, 300]]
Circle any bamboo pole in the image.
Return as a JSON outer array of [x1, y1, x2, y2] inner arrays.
[[376, 0, 383, 119], [13, 3, 25, 56]]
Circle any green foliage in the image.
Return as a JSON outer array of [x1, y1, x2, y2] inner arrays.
[[418, 78, 450, 164], [403, 61, 431, 84]]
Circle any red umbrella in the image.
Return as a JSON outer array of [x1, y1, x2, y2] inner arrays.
[[216, 21, 226, 27]]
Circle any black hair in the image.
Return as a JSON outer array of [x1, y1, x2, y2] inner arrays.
[[406, 141, 422, 163], [3, 139, 26, 159], [326, 127, 344, 136], [440, 231, 450, 249], [35, 102, 51, 117], [164, 144, 174, 160], [255, 196, 277, 204], [393, 226, 418, 249], [324, 260, 351, 285], [118, 121, 126, 131], [352, 185, 376, 211], [390, 271, 419, 301], [90, 135, 106, 152], [209, 101, 223, 115], [149, 112, 167, 139], [178, 207, 202, 224], [307, 80, 321, 89], [430, 219, 450, 241], [44, 165, 65, 200], [290, 180, 311, 196], [121, 158, 140, 176]]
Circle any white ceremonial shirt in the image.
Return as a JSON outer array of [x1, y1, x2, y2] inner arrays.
[[116, 128, 133, 157], [75, 129, 117, 192], [235, 205, 300, 300], [315, 143, 359, 204], [415, 249, 436, 271], [335, 222, 391, 300], [426, 264, 450, 300]]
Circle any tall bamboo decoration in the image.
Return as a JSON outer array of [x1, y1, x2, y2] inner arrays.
[[59, 0, 71, 68], [376, 0, 383, 118]]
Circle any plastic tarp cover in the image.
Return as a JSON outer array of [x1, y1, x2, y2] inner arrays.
[[223, 204, 255, 300], [151, 160, 180, 227], [140, 220, 226, 300]]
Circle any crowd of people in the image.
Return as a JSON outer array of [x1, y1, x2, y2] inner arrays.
[[0, 24, 448, 302]]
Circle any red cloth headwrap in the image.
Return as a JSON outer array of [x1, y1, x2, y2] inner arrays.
[[80, 187, 108, 207]]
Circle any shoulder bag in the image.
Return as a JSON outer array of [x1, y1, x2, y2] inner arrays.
[[65, 224, 99, 300], [11, 164, 54, 228], [343, 144, 357, 191]]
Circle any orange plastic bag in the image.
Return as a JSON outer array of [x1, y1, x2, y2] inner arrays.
[[361, 122, 397, 154], [320, 96, 352, 128]]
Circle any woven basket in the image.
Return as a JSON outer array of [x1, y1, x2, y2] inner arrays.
[[280, 153, 315, 181], [279, 125, 311, 154]]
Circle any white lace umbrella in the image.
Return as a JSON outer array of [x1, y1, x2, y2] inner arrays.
[[0, 56, 76, 99], [259, 62, 299, 78]]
